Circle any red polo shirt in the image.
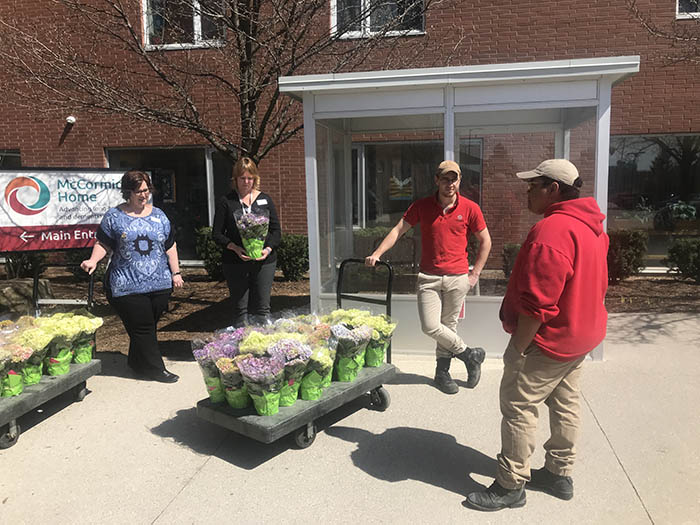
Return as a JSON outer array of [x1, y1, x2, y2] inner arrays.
[[403, 193, 487, 275]]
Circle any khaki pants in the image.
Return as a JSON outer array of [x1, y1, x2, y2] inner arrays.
[[496, 341, 585, 489], [416, 272, 471, 358]]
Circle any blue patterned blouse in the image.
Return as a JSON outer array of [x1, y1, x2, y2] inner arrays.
[[96, 206, 175, 297]]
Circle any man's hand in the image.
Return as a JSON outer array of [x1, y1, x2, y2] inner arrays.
[[80, 259, 97, 275], [255, 247, 271, 261], [468, 272, 480, 288], [228, 242, 251, 261], [365, 254, 380, 267], [172, 274, 184, 288]]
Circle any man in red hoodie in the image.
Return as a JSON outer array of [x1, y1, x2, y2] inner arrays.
[[467, 159, 609, 512]]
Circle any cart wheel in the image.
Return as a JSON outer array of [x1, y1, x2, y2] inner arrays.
[[293, 423, 316, 449], [369, 386, 391, 411], [0, 421, 20, 449], [74, 381, 87, 402]]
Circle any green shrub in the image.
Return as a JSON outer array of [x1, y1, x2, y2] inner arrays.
[[277, 233, 309, 281], [607, 230, 648, 285], [664, 238, 700, 283], [4, 252, 47, 279], [503, 243, 521, 278], [195, 226, 224, 281]]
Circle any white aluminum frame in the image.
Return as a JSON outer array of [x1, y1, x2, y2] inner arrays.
[[280, 56, 640, 358], [142, 0, 225, 50]]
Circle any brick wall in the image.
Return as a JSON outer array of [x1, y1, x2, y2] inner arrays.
[[1, 0, 698, 257]]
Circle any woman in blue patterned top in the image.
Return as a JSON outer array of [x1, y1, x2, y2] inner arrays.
[[81, 170, 184, 383]]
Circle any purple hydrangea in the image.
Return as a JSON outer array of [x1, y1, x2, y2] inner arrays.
[[237, 355, 285, 385]]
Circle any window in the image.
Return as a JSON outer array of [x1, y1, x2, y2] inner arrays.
[[0, 150, 21, 168], [609, 134, 700, 266], [678, 0, 700, 18], [333, 0, 424, 37], [144, 0, 225, 48]]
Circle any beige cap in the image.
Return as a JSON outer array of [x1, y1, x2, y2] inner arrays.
[[516, 159, 579, 186], [436, 160, 461, 178]]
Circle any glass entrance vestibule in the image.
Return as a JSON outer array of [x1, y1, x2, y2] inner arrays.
[[280, 56, 639, 357]]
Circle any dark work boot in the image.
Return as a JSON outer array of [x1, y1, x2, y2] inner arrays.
[[433, 357, 458, 395], [527, 467, 574, 500], [454, 346, 486, 388], [466, 481, 526, 512]]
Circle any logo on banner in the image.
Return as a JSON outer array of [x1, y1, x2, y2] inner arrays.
[[4, 176, 50, 215]]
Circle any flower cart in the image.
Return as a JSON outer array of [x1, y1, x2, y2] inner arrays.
[[196, 260, 396, 448], [0, 262, 102, 449]]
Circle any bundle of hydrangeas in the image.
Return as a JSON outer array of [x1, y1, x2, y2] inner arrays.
[[330, 324, 373, 382], [11, 327, 54, 385], [300, 343, 335, 401], [1, 344, 33, 397], [234, 209, 269, 259], [322, 309, 396, 367], [237, 355, 285, 416], [64, 310, 104, 364], [34, 313, 82, 375], [192, 340, 226, 404], [268, 339, 312, 406], [238, 330, 307, 356], [210, 326, 251, 409]]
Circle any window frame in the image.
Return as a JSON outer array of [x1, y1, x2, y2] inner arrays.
[[0, 150, 21, 168], [142, 0, 226, 50], [677, 0, 700, 19], [330, 0, 426, 39]]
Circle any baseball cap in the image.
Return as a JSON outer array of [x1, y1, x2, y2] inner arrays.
[[436, 160, 461, 178], [516, 159, 579, 186]]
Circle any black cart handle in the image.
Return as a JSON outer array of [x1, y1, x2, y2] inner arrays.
[[336, 258, 393, 317]]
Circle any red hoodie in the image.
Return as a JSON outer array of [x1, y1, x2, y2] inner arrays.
[[500, 197, 609, 361]]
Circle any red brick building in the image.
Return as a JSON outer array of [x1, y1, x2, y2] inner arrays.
[[1, 1, 698, 263]]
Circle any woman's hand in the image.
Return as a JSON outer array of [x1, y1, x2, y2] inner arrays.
[[80, 259, 97, 275], [172, 273, 184, 288], [255, 247, 272, 261], [228, 242, 251, 261]]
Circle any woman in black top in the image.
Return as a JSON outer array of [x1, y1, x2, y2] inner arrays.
[[212, 157, 281, 327]]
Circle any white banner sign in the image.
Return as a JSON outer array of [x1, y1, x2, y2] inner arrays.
[[0, 170, 124, 251]]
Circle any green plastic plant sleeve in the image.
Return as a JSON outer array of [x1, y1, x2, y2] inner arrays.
[[205, 376, 226, 403], [365, 340, 389, 367], [72, 341, 94, 364], [45, 348, 73, 376], [279, 378, 302, 407], [300, 370, 323, 400], [21, 364, 42, 386], [336, 355, 361, 382], [242, 238, 265, 259], [320, 368, 332, 388], [225, 385, 251, 409], [250, 391, 281, 416], [1, 370, 23, 397]]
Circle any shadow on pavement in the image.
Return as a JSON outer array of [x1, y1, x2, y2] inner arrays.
[[606, 312, 700, 346], [325, 425, 496, 496], [149, 396, 369, 469], [387, 371, 432, 386]]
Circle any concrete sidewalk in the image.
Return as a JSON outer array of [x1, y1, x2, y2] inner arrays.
[[1, 313, 698, 524]]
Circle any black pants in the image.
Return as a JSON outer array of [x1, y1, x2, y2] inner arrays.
[[108, 290, 171, 372], [223, 261, 276, 327]]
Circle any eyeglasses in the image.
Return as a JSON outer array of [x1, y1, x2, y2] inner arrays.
[[132, 188, 151, 195]]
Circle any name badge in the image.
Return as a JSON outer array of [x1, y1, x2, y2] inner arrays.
[[257, 199, 268, 205]]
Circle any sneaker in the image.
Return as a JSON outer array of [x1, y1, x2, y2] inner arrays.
[[434, 357, 458, 394], [455, 347, 485, 388], [527, 467, 574, 500], [466, 481, 526, 512]]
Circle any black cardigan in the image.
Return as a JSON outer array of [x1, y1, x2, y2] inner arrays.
[[212, 190, 282, 265]]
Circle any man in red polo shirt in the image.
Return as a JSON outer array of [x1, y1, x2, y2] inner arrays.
[[365, 160, 492, 394]]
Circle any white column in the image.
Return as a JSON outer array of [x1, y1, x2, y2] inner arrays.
[[595, 79, 612, 232], [205, 147, 215, 226], [303, 93, 322, 313], [444, 87, 455, 160]]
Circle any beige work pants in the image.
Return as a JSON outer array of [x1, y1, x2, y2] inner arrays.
[[496, 341, 585, 489], [416, 272, 470, 358]]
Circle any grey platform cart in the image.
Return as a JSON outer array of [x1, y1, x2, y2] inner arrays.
[[196, 259, 397, 448], [0, 263, 102, 449]]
